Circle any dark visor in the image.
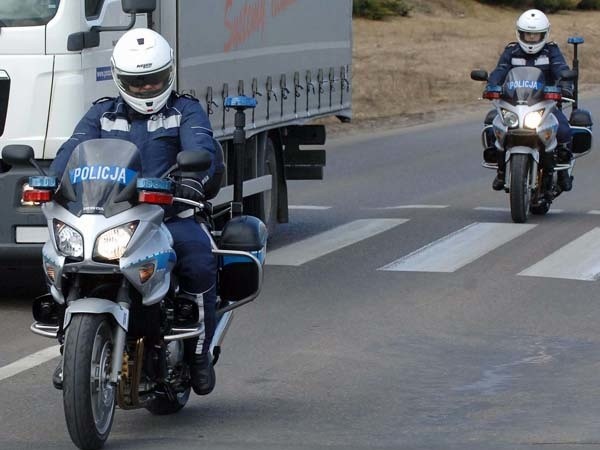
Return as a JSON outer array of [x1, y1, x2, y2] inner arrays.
[[118, 66, 172, 88]]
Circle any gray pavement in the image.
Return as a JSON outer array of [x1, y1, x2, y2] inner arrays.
[[3, 98, 600, 449]]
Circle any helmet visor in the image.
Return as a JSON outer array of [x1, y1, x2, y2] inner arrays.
[[115, 66, 173, 99], [518, 30, 545, 44]]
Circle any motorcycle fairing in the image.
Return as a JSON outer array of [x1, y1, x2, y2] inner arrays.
[[502, 67, 546, 106], [54, 139, 142, 218]]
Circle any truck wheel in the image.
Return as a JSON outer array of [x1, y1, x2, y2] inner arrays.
[[245, 137, 278, 233]]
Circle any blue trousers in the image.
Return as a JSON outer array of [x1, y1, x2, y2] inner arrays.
[[554, 108, 572, 146], [166, 217, 217, 355]]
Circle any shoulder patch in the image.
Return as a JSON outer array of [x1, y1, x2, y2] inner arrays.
[[93, 96, 115, 105]]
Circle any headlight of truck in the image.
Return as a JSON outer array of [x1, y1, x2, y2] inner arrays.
[[524, 110, 544, 129], [501, 109, 519, 128], [53, 220, 83, 259], [93, 221, 139, 262]]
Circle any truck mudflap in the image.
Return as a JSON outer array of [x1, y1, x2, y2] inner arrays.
[[0, 164, 47, 265], [283, 125, 327, 180]]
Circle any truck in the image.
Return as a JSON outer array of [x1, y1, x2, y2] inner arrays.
[[0, 0, 352, 271]]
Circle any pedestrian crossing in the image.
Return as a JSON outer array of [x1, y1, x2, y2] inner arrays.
[[267, 219, 600, 281], [379, 222, 536, 273]]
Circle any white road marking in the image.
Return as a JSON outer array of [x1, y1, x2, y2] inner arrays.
[[0, 345, 60, 382], [267, 219, 408, 266], [519, 227, 600, 281], [288, 205, 332, 210], [475, 206, 564, 214], [379, 222, 536, 272], [368, 204, 449, 210], [474, 207, 510, 212], [588, 210, 600, 215]]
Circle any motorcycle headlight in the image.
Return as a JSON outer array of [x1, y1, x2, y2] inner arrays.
[[93, 221, 139, 262], [524, 110, 545, 129], [53, 220, 83, 259], [501, 109, 519, 128]]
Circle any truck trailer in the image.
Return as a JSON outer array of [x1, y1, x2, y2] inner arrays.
[[0, 0, 352, 269]]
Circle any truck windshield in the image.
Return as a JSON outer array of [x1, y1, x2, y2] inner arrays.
[[0, 0, 60, 27]]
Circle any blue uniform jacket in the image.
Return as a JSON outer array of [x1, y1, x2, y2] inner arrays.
[[488, 42, 570, 87], [50, 92, 223, 198]]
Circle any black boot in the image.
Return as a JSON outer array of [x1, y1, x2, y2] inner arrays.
[[557, 171, 573, 191], [556, 143, 573, 191], [190, 353, 215, 395], [53, 359, 63, 390], [492, 171, 505, 191]]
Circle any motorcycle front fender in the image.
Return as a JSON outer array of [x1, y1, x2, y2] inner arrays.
[[63, 298, 129, 332], [505, 146, 539, 163]]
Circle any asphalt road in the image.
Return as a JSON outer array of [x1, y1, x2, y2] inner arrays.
[[3, 98, 600, 449]]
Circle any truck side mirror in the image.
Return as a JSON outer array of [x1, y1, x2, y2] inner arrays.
[[122, 0, 156, 14]]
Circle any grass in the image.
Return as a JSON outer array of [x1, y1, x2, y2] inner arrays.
[[350, 1, 600, 125]]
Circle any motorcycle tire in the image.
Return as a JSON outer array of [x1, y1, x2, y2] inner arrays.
[[145, 388, 191, 415], [63, 314, 115, 450], [509, 154, 532, 224]]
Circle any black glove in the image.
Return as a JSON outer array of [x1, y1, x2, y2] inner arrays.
[[175, 178, 205, 203], [561, 87, 574, 99]]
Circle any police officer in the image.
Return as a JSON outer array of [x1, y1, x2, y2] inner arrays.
[[50, 28, 223, 396], [486, 9, 574, 192]]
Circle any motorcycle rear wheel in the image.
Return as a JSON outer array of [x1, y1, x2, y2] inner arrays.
[[63, 314, 115, 450], [510, 154, 532, 223]]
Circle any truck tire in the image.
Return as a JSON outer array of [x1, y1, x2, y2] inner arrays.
[[245, 137, 278, 233]]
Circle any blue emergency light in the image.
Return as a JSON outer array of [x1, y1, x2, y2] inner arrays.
[[136, 178, 173, 192], [224, 96, 257, 109], [29, 176, 58, 189]]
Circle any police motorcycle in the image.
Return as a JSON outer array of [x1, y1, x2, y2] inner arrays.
[[1, 97, 266, 450], [471, 37, 593, 223]]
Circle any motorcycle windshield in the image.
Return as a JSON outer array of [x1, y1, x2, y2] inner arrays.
[[502, 67, 546, 106], [54, 139, 142, 218]]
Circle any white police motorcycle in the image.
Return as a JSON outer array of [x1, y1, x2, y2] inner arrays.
[[471, 38, 593, 223], [1, 98, 266, 450]]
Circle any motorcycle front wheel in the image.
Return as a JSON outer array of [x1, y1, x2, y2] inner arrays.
[[509, 154, 532, 223], [63, 314, 115, 450]]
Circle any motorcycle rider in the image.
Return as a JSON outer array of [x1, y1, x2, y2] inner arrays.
[[485, 9, 574, 192], [49, 28, 223, 396]]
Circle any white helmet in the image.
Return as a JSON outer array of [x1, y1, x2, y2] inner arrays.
[[516, 9, 550, 55], [111, 28, 175, 114]]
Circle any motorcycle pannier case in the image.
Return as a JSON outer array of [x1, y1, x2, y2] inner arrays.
[[217, 215, 267, 302], [570, 109, 593, 154]]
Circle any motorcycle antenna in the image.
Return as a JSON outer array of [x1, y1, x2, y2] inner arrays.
[[224, 95, 257, 218], [568, 36, 584, 110]]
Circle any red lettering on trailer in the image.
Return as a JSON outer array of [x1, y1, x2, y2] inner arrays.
[[271, 0, 297, 17], [224, 0, 266, 52]]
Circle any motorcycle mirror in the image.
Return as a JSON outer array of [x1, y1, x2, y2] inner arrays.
[[177, 150, 213, 172], [470, 70, 488, 82], [2, 144, 34, 166], [559, 69, 578, 81]]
